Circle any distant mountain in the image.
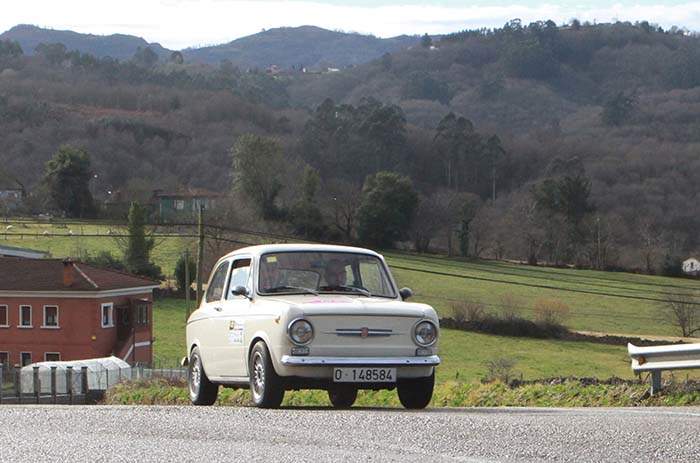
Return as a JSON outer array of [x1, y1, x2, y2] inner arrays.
[[0, 24, 421, 69], [183, 26, 420, 69], [0, 24, 172, 60]]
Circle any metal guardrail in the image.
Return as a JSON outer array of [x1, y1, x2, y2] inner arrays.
[[628, 343, 700, 394]]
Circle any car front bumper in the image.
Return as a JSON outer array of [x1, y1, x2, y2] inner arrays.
[[280, 355, 441, 366]]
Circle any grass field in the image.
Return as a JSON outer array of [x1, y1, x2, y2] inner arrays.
[[152, 298, 635, 382], [384, 252, 700, 337], [1, 221, 193, 273], [3, 219, 699, 337]]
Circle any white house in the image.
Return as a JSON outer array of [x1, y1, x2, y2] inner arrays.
[[682, 257, 700, 276]]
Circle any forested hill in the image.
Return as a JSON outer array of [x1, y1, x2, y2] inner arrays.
[[288, 20, 700, 134], [0, 25, 172, 61], [183, 26, 420, 68], [0, 19, 698, 272], [0, 24, 419, 69]]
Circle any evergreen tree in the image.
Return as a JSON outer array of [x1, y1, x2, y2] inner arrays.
[[124, 202, 162, 279], [175, 253, 196, 292], [43, 145, 96, 218], [357, 172, 418, 248]]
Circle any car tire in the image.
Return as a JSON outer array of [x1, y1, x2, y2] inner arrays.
[[397, 371, 434, 409], [249, 341, 285, 408], [188, 346, 218, 406], [328, 387, 358, 408]]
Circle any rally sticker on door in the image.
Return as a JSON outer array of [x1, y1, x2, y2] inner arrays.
[[228, 320, 245, 345]]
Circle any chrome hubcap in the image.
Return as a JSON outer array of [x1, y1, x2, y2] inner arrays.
[[189, 355, 201, 396], [252, 352, 265, 400]]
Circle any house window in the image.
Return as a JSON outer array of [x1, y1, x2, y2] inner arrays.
[[136, 303, 149, 326], [0, 352, 8, 367], [174, 199, 185, 210], [101, 303, 114, 328], [0, 305, 7, 327], [44, 352, 61, 362], [20, 352, 32, 367], [19, 305, 32, 328], [43, 305, 59, 328]]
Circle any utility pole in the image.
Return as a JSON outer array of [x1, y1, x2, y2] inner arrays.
[[184, 248, 190, 322], [596, 216, 602, 270], [195, 204, 205, 305]]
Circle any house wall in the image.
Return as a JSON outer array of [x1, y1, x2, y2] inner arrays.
[[682, 258, 700, 274], [0, 292, 152, 366], [157, 196, 217, 222]]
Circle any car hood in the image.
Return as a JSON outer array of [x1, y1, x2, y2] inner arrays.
[[262, 294, 435, 319]]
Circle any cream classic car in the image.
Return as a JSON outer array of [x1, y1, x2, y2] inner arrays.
[[185, 244, 440, 409]]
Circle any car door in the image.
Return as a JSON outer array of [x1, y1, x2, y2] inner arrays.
[[199, 259, 231, 378], [218, 257, 253, 378]]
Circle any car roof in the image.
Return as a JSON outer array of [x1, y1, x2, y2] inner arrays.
[[222, 243, 383, 260]]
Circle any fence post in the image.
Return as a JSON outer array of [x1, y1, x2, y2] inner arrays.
[[0, 363, 3, 405], [50, 366, 57, 405], [81, 366, 89, 404], [33, 366, 40, 404], [15, 367, 21, 404], [66, 366, 73, 405], [650, 370, 662, 395]]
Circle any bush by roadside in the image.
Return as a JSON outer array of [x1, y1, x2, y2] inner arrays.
[[103, 377, 700, 408]]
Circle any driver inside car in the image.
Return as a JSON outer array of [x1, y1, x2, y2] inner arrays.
[[323, 259, 347, 288]]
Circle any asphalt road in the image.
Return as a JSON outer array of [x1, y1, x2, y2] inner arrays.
[[0, 405, 698, 462]]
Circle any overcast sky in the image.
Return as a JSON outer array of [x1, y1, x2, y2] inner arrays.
[[3, 1, 700, 49]]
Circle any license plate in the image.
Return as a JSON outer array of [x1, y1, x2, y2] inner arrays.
[[333, 367, 396, 383]]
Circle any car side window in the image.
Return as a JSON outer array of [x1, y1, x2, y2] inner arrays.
[[206, 261, 230, 303], [227, 258, 251, 299]]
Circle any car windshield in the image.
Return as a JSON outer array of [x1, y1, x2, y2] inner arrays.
[[258, 251, 396, 298]]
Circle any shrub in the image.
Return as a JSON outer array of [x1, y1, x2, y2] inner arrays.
[[533, 298, 571, 325], [85, 251, 126, 271], [498, 293, 523, 321], [484, 357, 518, 383], [452, 301, 485, 323]]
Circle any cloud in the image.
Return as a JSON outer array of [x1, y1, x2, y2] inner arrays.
[[3, 1, 700, 49]]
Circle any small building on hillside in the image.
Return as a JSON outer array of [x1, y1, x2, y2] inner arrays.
[[682, 257, 700, 276], [0, 177, 23, 211], [0, 257, 159, 367], [0, 244, 48, 259], [152, 188, 223, 222]]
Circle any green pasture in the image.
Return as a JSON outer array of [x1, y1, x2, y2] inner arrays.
[[385, 252, 700, 337], [152, 298, 635, 382], [3, 219, 699, 337]]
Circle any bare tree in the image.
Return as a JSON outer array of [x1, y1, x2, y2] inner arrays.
[[638, 218, 664, 274], [663, 293, 700, 337], [323, 179, 362, 242], [410, 190, 456, 252]]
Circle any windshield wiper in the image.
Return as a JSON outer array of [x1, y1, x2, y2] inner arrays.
[[320, 285, 372, 297], [266, 285, 319, 296]]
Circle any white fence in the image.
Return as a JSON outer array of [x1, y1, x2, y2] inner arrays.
[[628, 342, 700, 394]]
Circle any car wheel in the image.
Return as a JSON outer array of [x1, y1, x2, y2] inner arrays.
[[328, 386, 358, 408], [188, 346, 218, 405], [249, 341, 285, 408], [397, 371, 434, 409]]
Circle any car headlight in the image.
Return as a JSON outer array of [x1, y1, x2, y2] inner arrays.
[[413, 320, 437, 346], [288, 319, 314, 345]]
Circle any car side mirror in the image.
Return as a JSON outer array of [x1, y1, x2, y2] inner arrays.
[[232, 285, 251, 299], [399, 287, 413, 300]]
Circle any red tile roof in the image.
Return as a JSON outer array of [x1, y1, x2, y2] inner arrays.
[[0, 257, 159, 292]]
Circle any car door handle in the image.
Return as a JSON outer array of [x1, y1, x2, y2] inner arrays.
[[214, 307, 223, 312]]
